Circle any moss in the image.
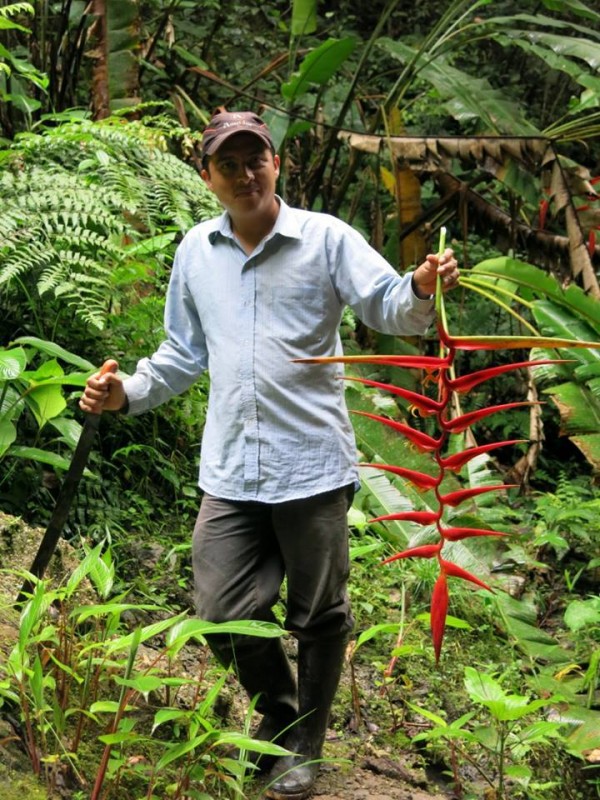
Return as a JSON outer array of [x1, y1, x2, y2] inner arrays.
[[0, 764, 48, 800]]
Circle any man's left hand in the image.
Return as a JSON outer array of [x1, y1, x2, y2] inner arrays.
[[411, 248, 460, 299]]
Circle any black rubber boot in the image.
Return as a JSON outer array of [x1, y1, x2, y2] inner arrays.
[[265, 634, 348, 800], [208, 634, 298, 771]]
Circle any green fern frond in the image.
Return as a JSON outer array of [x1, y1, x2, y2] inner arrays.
[[0, 3, 34, 19], [0, 117, 221, 334]]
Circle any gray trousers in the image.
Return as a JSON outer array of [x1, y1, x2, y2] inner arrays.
[[192, 485, 355, 642]]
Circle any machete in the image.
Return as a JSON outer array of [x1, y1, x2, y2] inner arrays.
[[17, 362, 116, 603]]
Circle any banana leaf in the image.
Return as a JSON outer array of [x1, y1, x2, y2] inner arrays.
[[540, 0, 600, 25], [471, 258, 600, 334], [281, 37, 356, 102], [529, 300, 600, 468], [493, 592, 572, 665], [107, 0, 140, 111], [377, 38, 538, 135]]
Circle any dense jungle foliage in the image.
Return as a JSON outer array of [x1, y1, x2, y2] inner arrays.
[[0, 1, 599, 798]]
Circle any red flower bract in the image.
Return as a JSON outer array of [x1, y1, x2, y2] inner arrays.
[[431, 574, 449, 664]]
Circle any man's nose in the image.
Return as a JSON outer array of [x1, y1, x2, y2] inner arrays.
[[241, 163, 255, 179]]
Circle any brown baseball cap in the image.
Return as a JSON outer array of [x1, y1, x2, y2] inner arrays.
[[201, 111, 273, 158]]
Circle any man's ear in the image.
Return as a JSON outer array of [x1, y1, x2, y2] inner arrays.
[[201, 167, 212, 190], [273, 153, 280, 178]]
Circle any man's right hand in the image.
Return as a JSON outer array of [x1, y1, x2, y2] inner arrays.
[[79, 359, 127, 414]]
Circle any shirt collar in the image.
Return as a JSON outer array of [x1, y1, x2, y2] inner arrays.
[[207, 196, 302, 246]]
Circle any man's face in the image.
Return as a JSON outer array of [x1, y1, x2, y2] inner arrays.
[[201, 133, 280, 218]]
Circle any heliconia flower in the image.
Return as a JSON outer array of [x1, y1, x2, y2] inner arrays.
[[300, 272, 600, 664], [431, 574, 449, 664], [437, 320, 454, 350], [589, 229, 597, 258], [369, 511, 440, 525], [439, 484, 519, 508], [344, 377, 443, 416], [353, 411, 441, 452], [382, 544, 441, 563], [439, 526, 509, 541], [360, 463, 440, 491], [442, 335, 600, 351], [439, 440, 527, 471], [440, 559, 493, 592], [292, 354, 451, 370], [442, 402, 541, 434], [447, 360, 571, 394]]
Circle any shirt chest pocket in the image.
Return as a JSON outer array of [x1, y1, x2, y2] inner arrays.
[[267, 285, 326, 346]]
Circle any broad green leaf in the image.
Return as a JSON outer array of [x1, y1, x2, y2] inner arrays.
[[512, 30, 600, 70], [49, 417, 83, 449], [123, 232, 178, 255], [540, 0, 600, 23], [487, 11, 600, 39], [355, 468, 413, 546], [545, 381, 600, 435], [349, 542, 384, 559], [570, 433, 600, 468], [416, 613, 473, 631], [152, 708, 190, 731], [172, 46, 209, 68], [12, 337, 96, 371], [261, 107, 292, 152], [532, 301, 600, 355], [355, 622, 401, 650], [106, 0, 140, 111], [0, 347, 27, 380], [155, 732, 213, 771], [90, 700, 123, 714], [563, 597, 600, 631], [471, 259, 600, 332], [88, 552, 115, 599], [282, 38, 357, 102], [98, 613, 190, 656], [98, 731, 139, 745], [215, 731, 290, 756], [26, 384, 67, 427], [378, 38, 538, 135], [66, 542, 105, 596], [291, 0, 317, 36], [493, 592, 572, 664], [493, 695, 549, 722], [557, 706, 600, 756], [407, 702, 448, 727], [517, 720, 565, 745], [495, 33, 600, 96], [165, 618, 285, 649], [504, 764, 532, 784], [28, 358, 63, 381], [6, 445, 72, 471], [493, 158, 541, 208], [113, 675, 163, 693], [0, 418, 17, 458], [19, 581, 52, 650], [0, 18, 31, 33]]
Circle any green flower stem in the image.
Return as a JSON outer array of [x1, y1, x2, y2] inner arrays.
[[458, 277, 539, 334]]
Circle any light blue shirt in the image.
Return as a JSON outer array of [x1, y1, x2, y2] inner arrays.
[[124, 198, 435, 503]]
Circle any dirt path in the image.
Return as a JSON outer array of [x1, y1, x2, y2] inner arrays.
[[248, 747, 450, 800]]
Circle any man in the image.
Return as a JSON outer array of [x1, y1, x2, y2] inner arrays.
[[80, 110, 459, 800]]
